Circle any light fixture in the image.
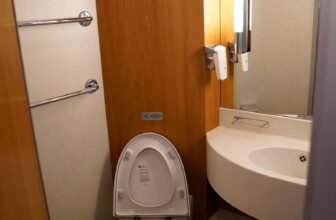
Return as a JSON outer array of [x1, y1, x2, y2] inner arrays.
[[234, 0, 244, 33], [229, 0, 252, 63], [249, 0, 253, 31]]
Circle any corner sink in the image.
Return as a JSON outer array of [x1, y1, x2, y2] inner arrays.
[[207, 124, 310, 220], [249, 148, 308, 179]]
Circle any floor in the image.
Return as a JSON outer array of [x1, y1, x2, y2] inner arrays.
[[209, 209, 255, 220]]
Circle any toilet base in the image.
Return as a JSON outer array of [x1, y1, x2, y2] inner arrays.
[[115, 196, 193, 220]]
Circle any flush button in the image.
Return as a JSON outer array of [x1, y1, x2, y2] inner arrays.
[[141, 112, 163, 121]]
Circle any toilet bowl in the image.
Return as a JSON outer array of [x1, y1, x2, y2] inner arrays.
[[113, 133, 191, 219]]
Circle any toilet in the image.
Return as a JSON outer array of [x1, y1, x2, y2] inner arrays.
[[113, 132, 191, 219]]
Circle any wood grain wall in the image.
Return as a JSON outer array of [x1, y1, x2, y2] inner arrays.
[[204, 0, 221, 132], [204, 1, 222, 217], [96, 0, 209, 219], [205, 0, 235, 117], [220, 0, 235, 108], [0, 0, 48, 219]]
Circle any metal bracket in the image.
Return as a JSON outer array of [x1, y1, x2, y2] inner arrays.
[[205, 46, 216, 70], [78, 11, 92, 27], [228, 42, 238, 63], [232, 116, 270, 128], [85, 79, 99, 92]]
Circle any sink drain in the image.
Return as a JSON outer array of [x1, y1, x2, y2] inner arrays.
[[299, 155, 308, 162]]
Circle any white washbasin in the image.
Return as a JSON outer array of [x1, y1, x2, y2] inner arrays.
[[249, 148, 308, 179], [207, 109, 312, 220]]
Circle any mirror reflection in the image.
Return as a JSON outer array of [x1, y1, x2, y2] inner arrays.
[[227, 0, 318, 116]]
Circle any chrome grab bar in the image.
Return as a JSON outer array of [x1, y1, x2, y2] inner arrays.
[[17, 11, 92, 27], [232, 116, 270, 128], [30, 79, 99, 108]]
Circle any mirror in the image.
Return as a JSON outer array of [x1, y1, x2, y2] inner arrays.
[[223, 0, 318, 117]]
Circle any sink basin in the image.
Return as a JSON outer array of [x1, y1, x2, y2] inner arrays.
[[249, 148, 308, 179], [207, 124, 310, 220]]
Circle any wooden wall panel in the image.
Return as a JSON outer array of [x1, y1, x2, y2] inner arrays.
[[204, 0, 221, 132], [203, 0, 222, 217], [0, 1, 48, 219], [97, 0, 207, 219], [220, 0, 235, 108]]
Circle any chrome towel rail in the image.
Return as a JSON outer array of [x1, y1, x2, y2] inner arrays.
[[30, 79, 99, 108], [17, 11, 92, 27]]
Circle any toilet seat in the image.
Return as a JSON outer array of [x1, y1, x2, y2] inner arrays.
[[113, 133, 190, 218]]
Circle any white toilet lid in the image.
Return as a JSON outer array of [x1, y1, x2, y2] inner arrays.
[[113, 133, 190, 217]]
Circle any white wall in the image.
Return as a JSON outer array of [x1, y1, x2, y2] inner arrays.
[[234, 0, 316, 114], [14, 1, 113, 219]]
